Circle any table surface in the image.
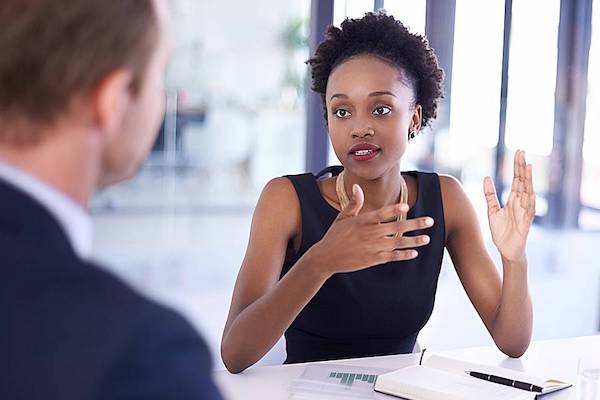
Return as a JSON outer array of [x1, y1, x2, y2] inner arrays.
[[214, 335, 600, 399]]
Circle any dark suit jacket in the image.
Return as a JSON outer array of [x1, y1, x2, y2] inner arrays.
[[0, 179, 223, 400]]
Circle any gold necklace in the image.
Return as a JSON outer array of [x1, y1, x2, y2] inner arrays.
[[335, 170, 408, 237]]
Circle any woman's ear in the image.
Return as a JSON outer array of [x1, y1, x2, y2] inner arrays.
[[411, 104, 423, 132]]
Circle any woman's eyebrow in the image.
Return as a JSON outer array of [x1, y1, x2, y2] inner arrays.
[[369, 91, 396, 97], [329, 91, 396, 101], [329, 93, 348, 101]]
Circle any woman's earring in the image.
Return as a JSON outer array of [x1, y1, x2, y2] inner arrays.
[[409, 129, 416, 140]]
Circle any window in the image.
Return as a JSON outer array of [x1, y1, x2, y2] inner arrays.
[[580, 0, 600, 228], [503, 0, 561, 213], [385, 0, 426, 35], [334, 0, 374, 26], [443, 0, 505, 189]]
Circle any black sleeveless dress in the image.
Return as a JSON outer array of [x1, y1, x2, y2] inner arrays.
[[280, 166, 446, 364]]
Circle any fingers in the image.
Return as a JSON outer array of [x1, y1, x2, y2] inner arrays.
[[342, 184, 364, 217], [375, 249, 419, 264], [527, 164, 536, 215], [511, 150, 520, 193], [512, 151, 535, 218], [364, 202, 409, 224], [525, 163, 533, 193], [521, 163, 536, 218], [359, 216, 433, 265], [483, 176, 501, 215], [387, 234, 430, 251], [367, 230, 431, 265], [520, 161, 530, 208], [518, 151, 527, 197], [373, 216, 434, 237], [511, 150, 525, 197]]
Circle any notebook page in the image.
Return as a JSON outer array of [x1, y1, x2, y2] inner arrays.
[[423, 355, 550, 388], [375, 365, 534, 400]]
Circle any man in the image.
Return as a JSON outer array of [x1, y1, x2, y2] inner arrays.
[[0, 1, 222, 399]]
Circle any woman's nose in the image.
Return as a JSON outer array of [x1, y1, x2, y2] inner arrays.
[[351, 127, 375, 138]]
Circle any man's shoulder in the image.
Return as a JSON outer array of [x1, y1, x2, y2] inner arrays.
[[79, 259, 212, 358], [1, 249, 220, 399], [75, 258, 186, 329], [82, 262, 222, 399], [3, 241, 197, 348]]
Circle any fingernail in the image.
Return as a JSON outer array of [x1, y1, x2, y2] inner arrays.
[[425, 217, 433, 226], [422, 236, 430, 244], [411, 250, 418, 258]]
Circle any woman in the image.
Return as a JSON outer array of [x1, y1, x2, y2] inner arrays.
[[221, 12, 535, 373]]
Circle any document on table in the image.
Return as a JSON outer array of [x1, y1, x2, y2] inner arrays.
[[290, 363, 397, 399]]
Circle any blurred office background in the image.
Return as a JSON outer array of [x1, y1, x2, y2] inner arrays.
[[91, 0, 600, 369]]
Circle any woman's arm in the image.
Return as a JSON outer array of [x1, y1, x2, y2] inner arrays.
[[441, 151, 535, 357], [220, 177, 322, 373], [221, 178, 433, 373]]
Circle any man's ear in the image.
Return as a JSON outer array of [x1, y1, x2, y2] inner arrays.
[[92, 69, 134, 140]]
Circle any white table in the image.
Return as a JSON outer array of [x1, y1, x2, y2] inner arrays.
[[215, 335, 600, 399]]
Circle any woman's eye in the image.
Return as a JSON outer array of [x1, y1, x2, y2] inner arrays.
[[373, 106, 391, 116], [334, 109, 351, 118]]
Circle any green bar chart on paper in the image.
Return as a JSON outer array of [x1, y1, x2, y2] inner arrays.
[[291, 363, 393, 399], [328, 371, 378, 387]]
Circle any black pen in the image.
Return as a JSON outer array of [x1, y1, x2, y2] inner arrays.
[[465, 371, 543, 393]]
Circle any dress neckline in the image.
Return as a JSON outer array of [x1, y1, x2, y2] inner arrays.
[[310, 170, 420, 219]]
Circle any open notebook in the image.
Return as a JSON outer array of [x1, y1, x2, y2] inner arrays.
[[373, 354, 571, 400]]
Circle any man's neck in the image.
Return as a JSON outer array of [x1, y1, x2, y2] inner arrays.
[[0, 129, 99, 208]]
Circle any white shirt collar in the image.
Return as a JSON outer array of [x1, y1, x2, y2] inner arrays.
[[0, 161, 93, 260]]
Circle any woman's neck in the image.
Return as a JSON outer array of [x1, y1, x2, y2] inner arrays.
[[342, 164, 402, 212]]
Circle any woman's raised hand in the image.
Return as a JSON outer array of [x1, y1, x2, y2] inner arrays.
[[484, 150, 536, 263]]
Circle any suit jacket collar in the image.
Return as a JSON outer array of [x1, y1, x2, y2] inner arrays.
[[0, 178, 76, 259]]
